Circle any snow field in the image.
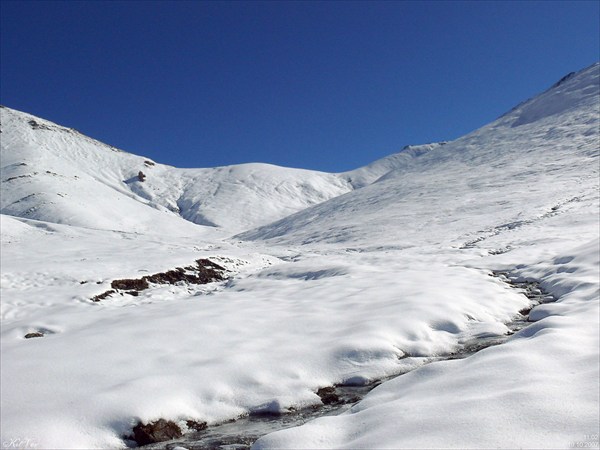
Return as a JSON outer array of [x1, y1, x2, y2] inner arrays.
[[253, 239, 600, 449], [1, 227, 539, 447]]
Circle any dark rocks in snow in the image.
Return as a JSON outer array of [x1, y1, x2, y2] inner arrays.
[[137, 171, 146, 182], [111, 278, 149, 291], [196, 258, 226, 271], [552, 71, 576, 88], [144, 259, 226, 286], [317, 386, 340, 405], [144, 268, 196, 285], [144, 160, 155, 167], [91, 259, 226, 301], [27, 120, 50, 130], [519, 306, 533, 316], [185, 419, 208, 432], [131, 419, 183, 445], [4, 174, 36, 182], [91, 289, 115, 302], [24, 332, 44, 339]]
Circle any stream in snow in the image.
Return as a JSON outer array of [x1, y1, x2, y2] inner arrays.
[[138, 271, 556, 450]]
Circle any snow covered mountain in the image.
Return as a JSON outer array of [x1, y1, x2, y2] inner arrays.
[[239, 62, 599, 247], [1, 107, 432, 233], [1, 62, 598, 450]]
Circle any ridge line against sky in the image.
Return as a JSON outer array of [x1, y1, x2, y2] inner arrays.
[[1, 1, 599, 172]]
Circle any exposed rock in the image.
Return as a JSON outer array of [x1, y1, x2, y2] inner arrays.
[[27, 120, 50, 130], [143, 259, 224, 285], [24, 332, 44, 339], [519, 306, 533, 316], [91, 289, 115, 302], [316, 386, 340, 405], [131, 419, 183, 445], [552, 71, 576, 88], [111, 278, 149, 291], [196, 258, 226, 271], [186, 419, 208, 432], [5, 174, 35, 182], [138, 171, 146, 182], [91, 259, 226, 302]]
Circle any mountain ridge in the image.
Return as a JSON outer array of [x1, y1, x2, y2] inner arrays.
[[0, 105, 434, 234], [238, 62, 599, 245], [5, 63, 595, 237]]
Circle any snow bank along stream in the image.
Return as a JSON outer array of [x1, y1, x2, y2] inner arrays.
[[133, 270, 556, 449]]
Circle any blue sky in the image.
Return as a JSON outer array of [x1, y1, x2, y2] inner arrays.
[[1, 1, 598, 172]]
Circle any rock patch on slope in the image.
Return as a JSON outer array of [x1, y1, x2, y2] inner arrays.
[[91, 258, 226, 302]]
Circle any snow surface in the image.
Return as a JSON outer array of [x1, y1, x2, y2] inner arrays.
[[1, 62, 598, 449]]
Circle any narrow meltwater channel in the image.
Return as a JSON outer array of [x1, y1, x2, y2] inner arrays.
[[137, 271, 556, 450]]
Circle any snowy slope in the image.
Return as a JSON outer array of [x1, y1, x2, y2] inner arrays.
[[1, 107, 431, 234], [254, 240, 600, 450], [239, 62, 599, 247], [0, 108, 211, 235], [1, 63, 598, 450], [0, 106, 349, 233], [338, 142, 444, 188]]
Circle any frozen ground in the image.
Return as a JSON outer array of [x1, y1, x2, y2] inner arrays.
[[1, 63, 598, 449]]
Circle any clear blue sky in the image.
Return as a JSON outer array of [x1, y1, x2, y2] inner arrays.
[[1, 1, 598, 172]]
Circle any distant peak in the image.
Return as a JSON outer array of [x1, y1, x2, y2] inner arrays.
[[401, 141, 448, 151], [551, 71, 576, 88], [495, 62, 599, 128]]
